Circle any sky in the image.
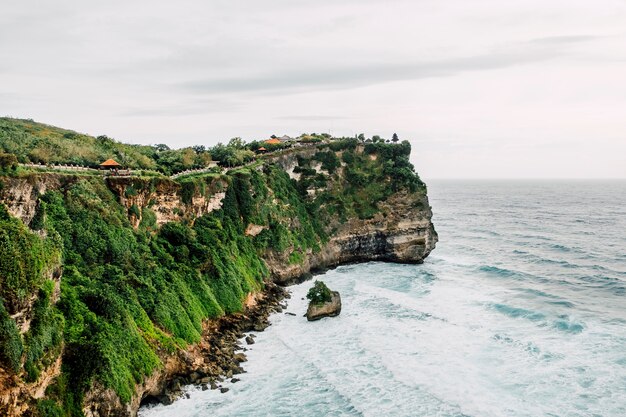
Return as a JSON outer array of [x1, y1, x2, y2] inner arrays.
[[1, 0, 625, 179]]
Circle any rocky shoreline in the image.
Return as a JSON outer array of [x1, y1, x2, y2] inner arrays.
[[137, 282, 290, 411]]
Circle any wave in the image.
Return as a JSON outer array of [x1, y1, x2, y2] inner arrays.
[[545, 300, 575, 308], [478, 265, 520, 278], [477, 265, 547, 283], [552, 319, 584, 334], [489, 304, 585, 335], [529, 257, 578, 269], [490, 303, 546, 322], [491, 334, 563, 361], [549, 244, 571, 252]]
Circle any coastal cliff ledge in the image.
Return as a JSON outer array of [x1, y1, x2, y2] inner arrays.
[[0, 131, 436, 417]]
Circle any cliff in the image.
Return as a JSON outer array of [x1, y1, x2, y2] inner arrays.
[[0, 138, 436, 417]]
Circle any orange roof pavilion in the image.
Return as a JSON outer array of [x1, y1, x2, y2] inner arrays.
[[265, 138, 281, 145], [100, 159, 121, 167]]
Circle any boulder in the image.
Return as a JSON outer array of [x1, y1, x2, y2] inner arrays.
[[306, 291, 342, 321], [233, 353, 247, 363], [253, 322, 269, 332]]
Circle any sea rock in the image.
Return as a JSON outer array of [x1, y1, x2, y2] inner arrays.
[[233, 353, 247, 363], [306, 291, 342, 321], [245, 336, 255, 345], [253, 322, 269, 332]]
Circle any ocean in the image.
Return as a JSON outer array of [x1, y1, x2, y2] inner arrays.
[[139, 180, 626, 417]]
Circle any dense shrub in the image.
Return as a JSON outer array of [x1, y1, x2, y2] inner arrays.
[[313, 151, 340, 174], [0, 299, 23, 372], [306, 281, 332, 304], [0, 152, 18, 173], [23, 281, 64, 382], [0, 205, 61, 314]]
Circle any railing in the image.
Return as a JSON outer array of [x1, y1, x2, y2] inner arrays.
[[19, 163, 136, 177], [20, 163, 98, 172], [103, 169, 132, 177], [170, 166, 220, 179]]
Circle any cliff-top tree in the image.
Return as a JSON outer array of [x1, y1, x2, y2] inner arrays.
[[392, 133, 399, 143]]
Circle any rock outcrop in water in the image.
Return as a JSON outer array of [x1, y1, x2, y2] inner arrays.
[[306, 291, 342, 321], [0, 133, 436, 417]]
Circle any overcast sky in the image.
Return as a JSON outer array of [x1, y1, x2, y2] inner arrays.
[[1, 0, 625, 179]]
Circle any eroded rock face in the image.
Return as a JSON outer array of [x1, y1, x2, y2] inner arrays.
[[306, 292, 342, 321], [105, 177, 227, 228], [264, 191, 438, 284], [0, 174, 65, 226]]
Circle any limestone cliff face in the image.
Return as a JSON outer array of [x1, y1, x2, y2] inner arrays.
[[105, 177, 227, 228], [0, 356, 63, 416], [0, 174, 65, 227], [263, 190, 437, 284], [0, 175, 65, 417]]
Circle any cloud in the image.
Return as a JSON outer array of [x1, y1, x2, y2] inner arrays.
[[118, 98, 242, 117], [528, 35, 601, 45], [177, 36, 592, 96], [275, 115, 353, 121]]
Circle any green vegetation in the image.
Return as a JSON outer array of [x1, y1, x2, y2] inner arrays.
[[0, 152, 18, 174], [0, 166, 330, 414], [294, 138, 425, 221], [363, 140, 424, 192], [23, 281, 64, 382], [0, 299, 23, 373], [0, 121, 427, 416], [0, 204, 61, 314], [0, 118, 211, 175], [306, 281, 332, 304], [0, 204, 63, 382]]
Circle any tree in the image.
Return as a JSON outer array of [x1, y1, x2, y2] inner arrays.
[[392, 133, 399, 143], [153, 144, 170, 152], [0, 153, 18, 172], [210, 143, 235, 166], [357, 133, 365, 141], [191, 145, 206, 154], [228, 137, 245, 150], [306, 281, 332, 304], [372, 135, 381, 143]]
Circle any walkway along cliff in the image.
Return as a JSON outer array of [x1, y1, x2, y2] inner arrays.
[[0, 138, 436, 416]]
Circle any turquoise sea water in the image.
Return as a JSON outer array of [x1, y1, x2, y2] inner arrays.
[[140, 181, 626, 417]]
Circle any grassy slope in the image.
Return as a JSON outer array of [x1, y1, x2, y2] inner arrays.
[[0, 118, 210, 175]]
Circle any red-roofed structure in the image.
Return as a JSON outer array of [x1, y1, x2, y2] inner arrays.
[[99, 159, 121, 167]]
